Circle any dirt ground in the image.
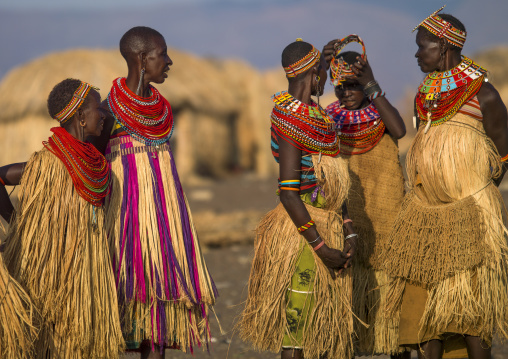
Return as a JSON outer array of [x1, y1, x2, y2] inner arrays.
[[122, 175, 508, 358]]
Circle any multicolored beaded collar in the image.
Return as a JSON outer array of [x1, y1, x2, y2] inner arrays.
[[417, 56, 487, 133], [283, 41, 321, 79], [271, 91, 339, 156], [326, 100, 385, 155], [413, 5, 467, 49], [107, 77, 174, 146], [44, 127, 110, 207]]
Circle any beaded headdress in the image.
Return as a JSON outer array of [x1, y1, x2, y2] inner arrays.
[[329, 34, 366, 86], [53, 81, 97, 124], [412, 5, 467, 49], [283, 39, 321, 79]]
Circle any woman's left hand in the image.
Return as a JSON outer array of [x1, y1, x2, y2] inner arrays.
[[351, 56, 375, 87]]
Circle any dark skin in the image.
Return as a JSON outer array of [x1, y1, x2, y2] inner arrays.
[[280, 54, 356, 359], [324, 41, 410, 359], [413, 27, 507, 359], [91, 33, 172, 359], [92, 35, 173, 156], [0, 89, 105, 225], [415, 28, 508, 186]]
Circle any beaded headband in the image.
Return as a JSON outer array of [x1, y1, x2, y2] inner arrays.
[[53, 81, 97, 124], [412, 5, 467, 49], [330, 34, 366, 86], [284, 39, 321, 78]]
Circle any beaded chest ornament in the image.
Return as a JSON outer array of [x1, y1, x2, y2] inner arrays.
[[107, 77, 174, 146], [271, 91, 339, 156], [329, 34, 366, 86], [416, 56, 487, 133]]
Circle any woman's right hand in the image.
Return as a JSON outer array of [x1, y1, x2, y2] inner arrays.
[[314, 244, 349, 279]]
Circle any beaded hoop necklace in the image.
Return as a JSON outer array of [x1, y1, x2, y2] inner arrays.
[[44, 127, 110, 207], [417, 56, 487, 133], [330, 34, 366, 86], [326, 100, 385, 155], [271, 91, 339, 156], [107, 77, 174, 146]]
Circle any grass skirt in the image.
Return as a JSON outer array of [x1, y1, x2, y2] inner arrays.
[[343, 134, 405, 355], [381, 114, 508, 352], [239, 155, 354, 358], [105, 135, 217, 352], [3, 149, 124, 358]]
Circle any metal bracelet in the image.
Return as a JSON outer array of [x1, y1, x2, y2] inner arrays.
[[307, 236, 321, 245], [363, 80, 378, 90], [364, 83, 382, 97], [345, 233, 358, 240]]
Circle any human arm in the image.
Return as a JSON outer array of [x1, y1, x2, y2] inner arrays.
[[0, 162, 26, 222], [351, 56, 406, 139], [478, 82, 508, 185], [278, 135, 349, 279]]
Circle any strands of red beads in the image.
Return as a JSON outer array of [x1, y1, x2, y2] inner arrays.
[[44, 127, 110, 207], [107, 77, 174, 145]]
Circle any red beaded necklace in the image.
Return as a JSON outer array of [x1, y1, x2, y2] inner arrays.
[[107, 77, 174, 145], [44, 127, 110, 207]]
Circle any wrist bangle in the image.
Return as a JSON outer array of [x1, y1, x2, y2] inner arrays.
[[307, 236, 321, 245], [368, 91, 385, 102], [313, 241, 325, 251], [364, 83, 382, 97], [363, 80, 378, 90], [297, 220, 315, 233], [345, 233, 358, 240], [343, 219, 353, 224]]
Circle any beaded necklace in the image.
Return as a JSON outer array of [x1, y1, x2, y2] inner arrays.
[[417, 56, 487, 133], [326, 100, 385, 155], [271, 91, 339, 156], [107, 77, 174, 145], [44, 127, 110, 207]]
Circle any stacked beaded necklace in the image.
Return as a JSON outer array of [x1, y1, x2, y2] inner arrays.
[[271, 91, 339, 156], [326, 101, 385, 155], [44, 127, 110, 207], [417, 56, 487, 133], [107, 77, 174, 145]]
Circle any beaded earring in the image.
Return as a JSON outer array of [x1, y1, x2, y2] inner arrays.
[[136, 66, 145, 96], [315, 75, 321, 106], [80, 121, 85, 142]]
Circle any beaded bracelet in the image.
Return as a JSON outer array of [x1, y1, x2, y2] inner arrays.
[[368, 91, 385, 102], [297, 220, 315, 233], [501, 153, 508, 162], [279, 179, 301, 192], [0, 177, 4, 186], [313, 241, 325, 251]]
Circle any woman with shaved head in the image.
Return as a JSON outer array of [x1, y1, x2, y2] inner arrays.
[[93, 26, 217, 358], [239, 39, 355, 359]]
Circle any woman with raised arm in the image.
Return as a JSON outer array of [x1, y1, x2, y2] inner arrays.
[[1, 78, 124, 358], [381, 7, 508, 359], [240, 39, 356, 359], [325, 35, 409, 359], [92, 26, 217, 358]]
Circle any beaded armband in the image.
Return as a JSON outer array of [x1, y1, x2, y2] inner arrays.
[[368, 91, 385, 102], [279, 179, 301, 192], [297, 220, 315, 233], [501, 153, 508, 163]]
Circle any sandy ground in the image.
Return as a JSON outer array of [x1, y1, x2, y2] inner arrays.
[[123, 175, 508, 358]]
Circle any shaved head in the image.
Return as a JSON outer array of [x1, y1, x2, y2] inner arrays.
[[119, 26, 164, 63], [281, 41, 314, 68]]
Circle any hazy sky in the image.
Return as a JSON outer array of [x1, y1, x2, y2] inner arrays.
[[1, 0, 506, 102]]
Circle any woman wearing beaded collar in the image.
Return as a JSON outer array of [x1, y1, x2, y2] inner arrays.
[[240, 39, 356, 359], [92, 26, 217, 358], [325, 35, 409, 359], [380, 7, 508, 359], [0, 78, 124, 358]]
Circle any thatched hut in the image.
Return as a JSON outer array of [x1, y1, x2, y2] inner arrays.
[[0, 48, 298, 179]]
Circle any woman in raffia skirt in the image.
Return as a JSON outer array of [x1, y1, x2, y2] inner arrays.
[[325, 35, 408, 358], [240, 39, 357, 359], [381, 8, 508, 359], [1, 78, 124, 358]]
